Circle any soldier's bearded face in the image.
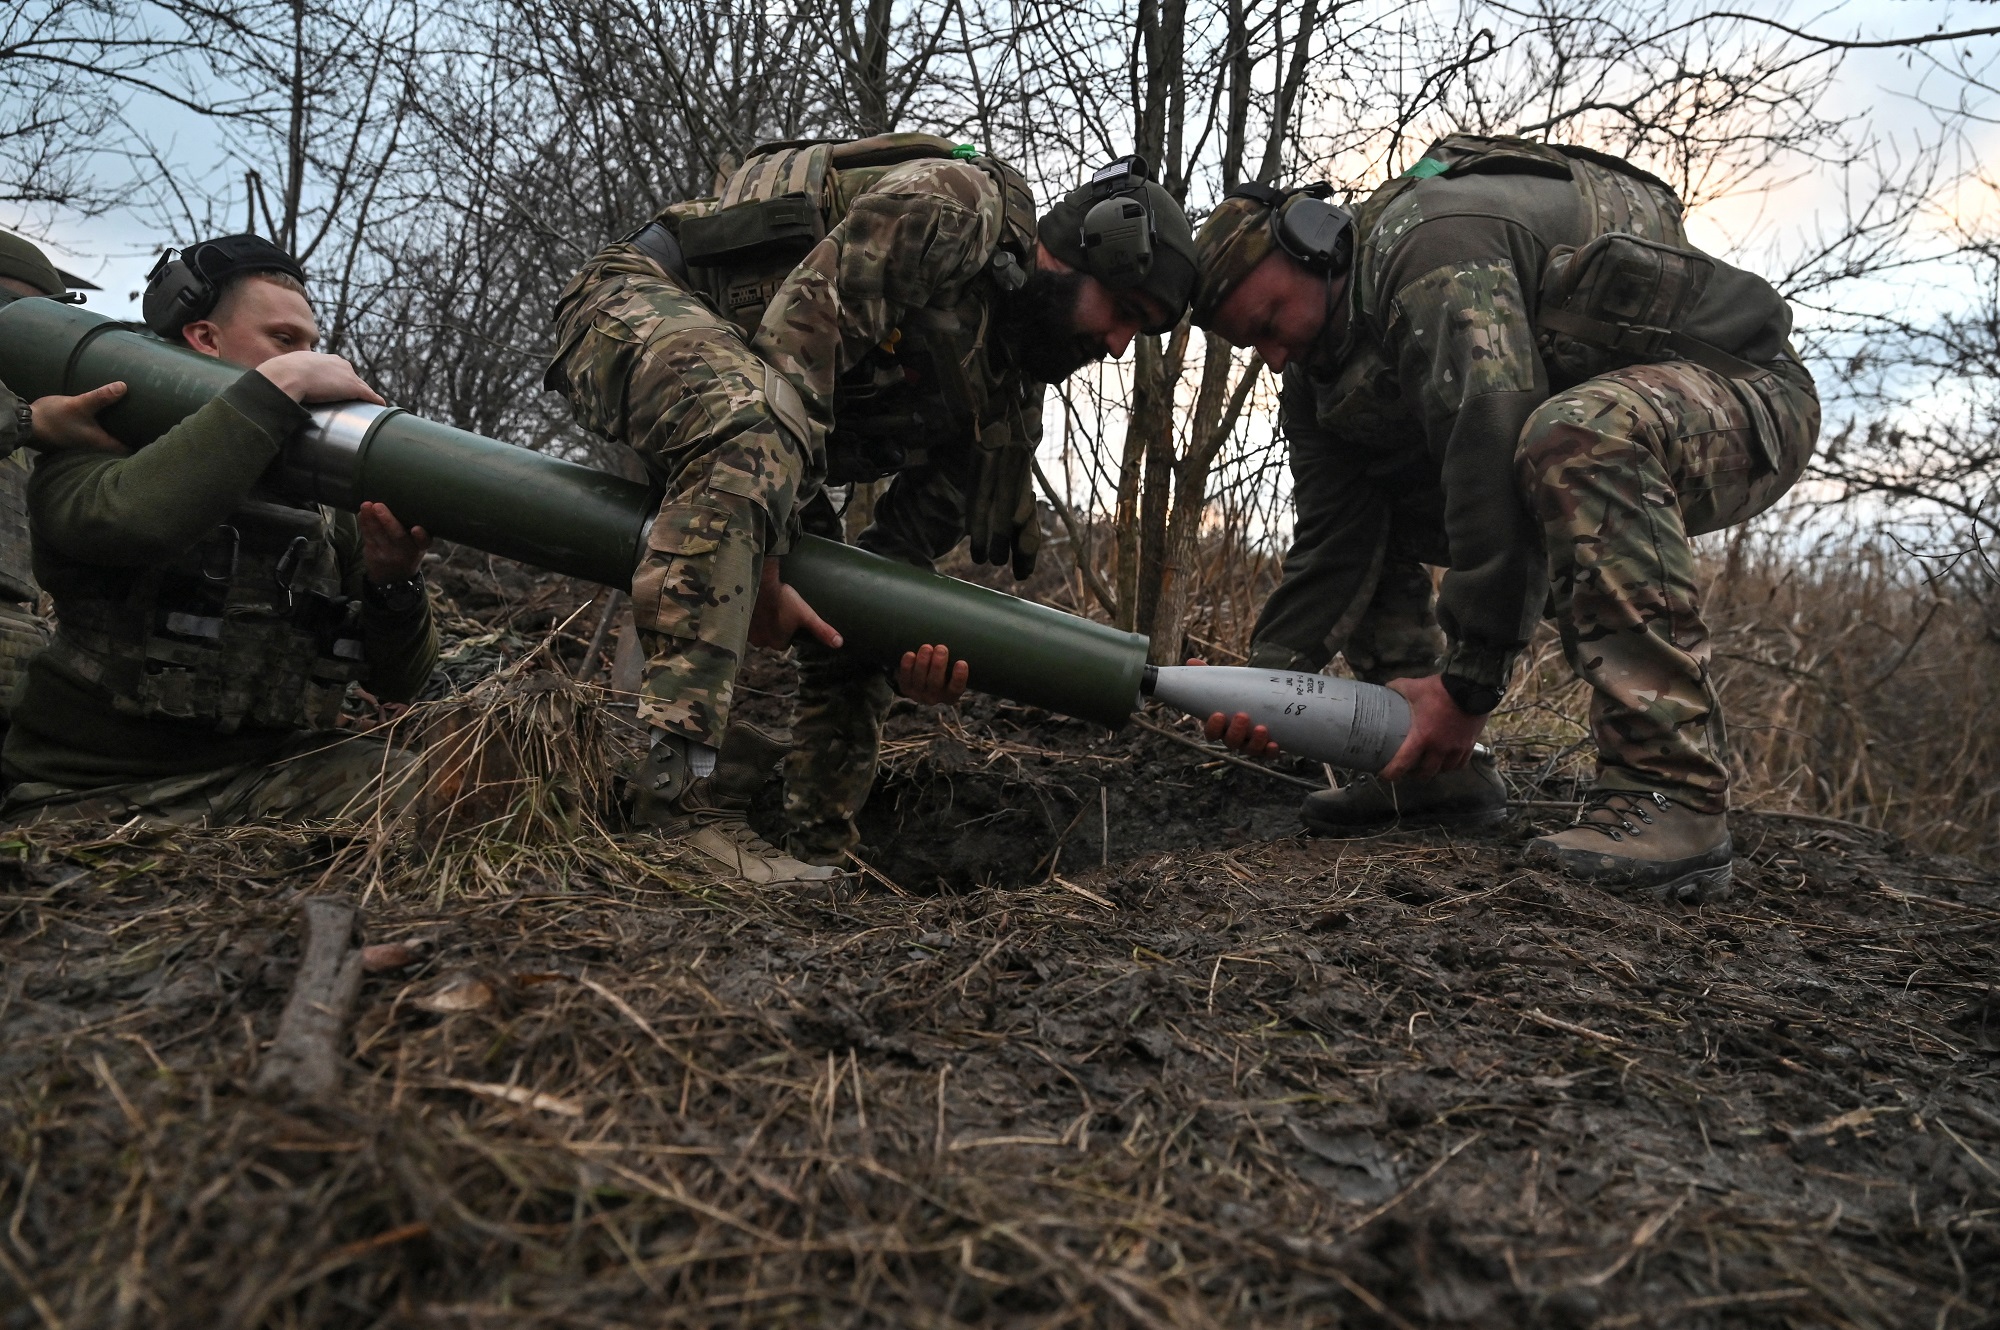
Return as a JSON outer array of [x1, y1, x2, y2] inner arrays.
[[1211, 253, 1335, 373], [995, 265, 1103, 383]]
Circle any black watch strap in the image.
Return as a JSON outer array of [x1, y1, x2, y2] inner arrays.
[[363, 574, 425, 615], [1440, 672, 1502, 716]]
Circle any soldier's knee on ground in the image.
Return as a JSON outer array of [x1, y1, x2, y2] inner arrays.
[[222, 736, 419, 825]]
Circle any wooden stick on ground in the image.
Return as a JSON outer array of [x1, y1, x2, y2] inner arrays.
[[254, 896, 366, 1101]]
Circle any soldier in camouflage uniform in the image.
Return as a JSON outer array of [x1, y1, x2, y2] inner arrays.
[[547, 137, 1196, 884], [1193, 136, 1819, 903], [0, 235, 439, 827], [0, 231, 103, 758]]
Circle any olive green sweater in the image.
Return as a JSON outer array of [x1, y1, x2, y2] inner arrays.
[[3, 370, 437, 788]]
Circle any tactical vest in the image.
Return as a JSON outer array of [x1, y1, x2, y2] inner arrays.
[[1349, 134, 1788, 388], [1351, 133, 1687, 253], [43, 498, 368, 734], [0, 451, 38, 603], [676, 133, 1043, 485]]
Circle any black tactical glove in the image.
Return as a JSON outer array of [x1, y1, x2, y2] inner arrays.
[[965, 421, 1043, 578]]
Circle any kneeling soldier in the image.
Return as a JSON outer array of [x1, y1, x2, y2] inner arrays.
[[548, 137, 1195, 884], [1193, 136, 1818, 902], [0, 230, 99, 758], [1, 234, 439, 826]]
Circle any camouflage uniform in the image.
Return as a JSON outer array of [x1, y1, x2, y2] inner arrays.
[[0, 370, 438, 823], [548, 139, 1041, 857], [0, 402, 50, 731], [1242, 136, 1818, 810], [3, 731, 417, 828]]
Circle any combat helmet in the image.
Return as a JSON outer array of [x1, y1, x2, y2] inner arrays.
[[0, 230, 96, 300], [1190, 182, 1352, 329], [1037, 155, 1198, 333]]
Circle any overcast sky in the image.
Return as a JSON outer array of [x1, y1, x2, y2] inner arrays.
[[21, 0, 2000, 335]]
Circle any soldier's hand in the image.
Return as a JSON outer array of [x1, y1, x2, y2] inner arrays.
[[255, 350, 385, 406], [1378, 674, 1486, 782], [1185, 657, 1281, 760], [750, 556, 842, 651], [28, 382, 130, 454], [359, 501, 431, 582], [898, 642, 968, 706]]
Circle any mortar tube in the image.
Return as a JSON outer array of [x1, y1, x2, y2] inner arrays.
[[0, 295, 1154, 731]]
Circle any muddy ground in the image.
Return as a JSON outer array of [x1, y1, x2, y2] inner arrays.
[[4, 651, 1997, 1328]]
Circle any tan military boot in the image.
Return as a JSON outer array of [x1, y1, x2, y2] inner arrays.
[[1526, 788, 1732, 903], [1301, 747, 1507, 836], [631, 729, 839, 887]]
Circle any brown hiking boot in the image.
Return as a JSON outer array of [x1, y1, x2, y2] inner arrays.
[[1301, 748, 1507, 836], [1526, 788, 1732, 903], [677, 811, 844, 886], [631, 729, 839, 887]]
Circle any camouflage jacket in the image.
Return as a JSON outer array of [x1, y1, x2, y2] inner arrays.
[[0, 409, 36, 603], [0, 380, 26, 459], [1293, 139, 1797, 689], [657, 152, 1037, 488], [3, 371, 438, 790]]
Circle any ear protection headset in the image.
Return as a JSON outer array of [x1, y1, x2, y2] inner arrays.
[[1224, 181, 1354, 275], [1077, 154, 1161, 288], [142, 234, 308, 339]]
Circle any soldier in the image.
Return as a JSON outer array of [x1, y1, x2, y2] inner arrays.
[[0, 234, 439, 826], [548, 137, 1196, 885], [1191, 136, 1818, 903], [0, 231, 102, 758]]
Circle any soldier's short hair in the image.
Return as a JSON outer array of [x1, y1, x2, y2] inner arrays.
[[210, 269, 311, 325]]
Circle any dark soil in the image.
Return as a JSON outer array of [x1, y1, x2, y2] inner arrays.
[[728, 644, 1325, 891], [3, 550, 1995, 1326], [3, 684, 1996, 1327]]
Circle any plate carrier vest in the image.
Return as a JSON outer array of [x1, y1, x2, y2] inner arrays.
[[43, 496, 368, 734], [676, 132, 1043, 486]]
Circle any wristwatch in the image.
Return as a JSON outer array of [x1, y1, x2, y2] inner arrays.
[[1439, 672, 1502, 716], [362, 573, 425, 615], [13, 398, 33, 448]]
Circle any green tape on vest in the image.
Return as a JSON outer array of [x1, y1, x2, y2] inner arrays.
[[1402, 157, 1449, 179]]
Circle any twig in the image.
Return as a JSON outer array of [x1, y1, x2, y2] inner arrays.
[[1343, 1132, 1482, 1234], [574, 590, 624, 682], [1129, 713, 1321, 790], [254, 897, 366, 1101]]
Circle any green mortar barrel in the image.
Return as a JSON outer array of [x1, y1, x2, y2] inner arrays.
[[0, 297, 1150, 729], [780, 538, 1147, 731], [0, 298, 652, 585]]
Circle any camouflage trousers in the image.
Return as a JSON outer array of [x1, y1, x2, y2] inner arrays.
[[780, 477, 973, 862], [1252, 356, 1818, 810], [1520, 357, 1818, 811], [0, 731, 419, 828], [0, 600, 50, 726], [546, 246, 815, 749]]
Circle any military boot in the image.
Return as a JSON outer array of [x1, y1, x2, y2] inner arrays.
[[707, 721, 791, 811], [631, 730, 839, 887], [1301, 748, 1507, 836], [1526, 788, 1732, 904]]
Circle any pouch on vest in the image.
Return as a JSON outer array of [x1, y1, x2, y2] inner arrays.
[[1537, 232, 1769, 384], [678, 193, 826, 270]]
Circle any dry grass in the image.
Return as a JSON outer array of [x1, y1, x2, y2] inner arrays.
[[1131, 517, 2000, 862], [3, 780, 1996, 1328], [1489, 530, 2000, 861]]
